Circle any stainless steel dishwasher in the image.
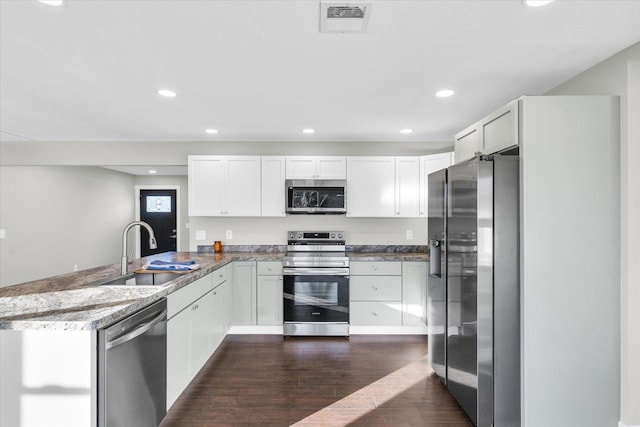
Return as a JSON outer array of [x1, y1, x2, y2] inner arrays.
[[98, 298, 167, 427]]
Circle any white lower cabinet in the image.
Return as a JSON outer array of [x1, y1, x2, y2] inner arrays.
[[232, 261, 257, 325], [257, 275, 283, 325], [350, 261, 427, 327], [166, 265, 230, 409], [350, 261, 402, 326], [401, 262, 427, 326]]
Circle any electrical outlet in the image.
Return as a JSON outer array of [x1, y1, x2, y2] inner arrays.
[[0, 229, 5, 239], [195, 230, 206, 241], [226, 229, 233, 240], [73, 264, 79, 272], [406, 229, 414, 240]]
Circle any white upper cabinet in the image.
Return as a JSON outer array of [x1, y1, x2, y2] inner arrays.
[[347, 157, 395, 217], [188, 156, 261, 216], [419, 152, 454, 217], [454, 99, 519, 164], [454, 123, 481, 164], [285, 156, 347, 179], [395, 157, 421, 217], [481, 100, 519, 155], [261, 156, 286, 217]]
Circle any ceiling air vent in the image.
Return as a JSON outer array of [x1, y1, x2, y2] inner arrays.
[[320, 2, 372, 33]]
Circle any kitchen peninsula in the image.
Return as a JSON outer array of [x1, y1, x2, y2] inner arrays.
[[0, 248, 427, 427]]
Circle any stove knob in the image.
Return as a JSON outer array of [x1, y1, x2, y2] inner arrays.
[[296, 232, 303, 239], [330, 233, 336, 239], [337, 233, 344, 239]]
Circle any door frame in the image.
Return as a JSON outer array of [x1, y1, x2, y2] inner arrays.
[[134, 185, 181, 258]]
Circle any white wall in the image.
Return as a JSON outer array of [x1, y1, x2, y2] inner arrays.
[[0, 140, 452, 166], [546, 42, 640, 427], [0, 166, 135, 287], [188, 215, 426, 249]]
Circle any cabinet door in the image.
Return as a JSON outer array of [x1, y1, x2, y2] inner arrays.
[[226, 156, 262, 216], [402, 262, 427, 326], [347, 157, 395, 217], [232, 261, 257, 325], [190, 292, 212, 374], [419, 153, 454, 217], [285, 156, 317, 179], [188, 156, 226, 216], [395, 157, 421, 217], [167, 308, 190, 409], [350, 276, 402, 301], [261, 156, 286, 217], [257, 275, 283, 325], [350, 301, 403, 326], [316, 157, 347, 179], [454, 124, 480, 164], [210, 285, 226, 351], [481, 100, 519, 155]]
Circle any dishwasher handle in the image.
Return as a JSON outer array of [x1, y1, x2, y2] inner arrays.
[[106, 309, 167, 350]]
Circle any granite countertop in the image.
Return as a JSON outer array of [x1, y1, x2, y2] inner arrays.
[[0, 248, 427, 331], [0, 251, 283, 331]]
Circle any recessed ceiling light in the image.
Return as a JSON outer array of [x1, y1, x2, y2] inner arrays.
[[302, 128, 315, 134], [157, 89, 177, 98], [148, 170, 157, 174], [400, 129, 413, 134], [435, 89, 455, 98], [38, 0, 64, 6], [523, 0, 554, 7], [205, 129, 218, 134]]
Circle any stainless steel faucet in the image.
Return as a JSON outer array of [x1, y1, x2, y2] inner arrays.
[[121, 221, 157, 275]]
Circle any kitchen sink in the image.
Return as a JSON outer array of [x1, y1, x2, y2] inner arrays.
[[85, 272, 175, 288]]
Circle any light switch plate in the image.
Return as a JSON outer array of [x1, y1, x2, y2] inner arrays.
[[406, 229, 414, 240], [226, 229, 233, 240], [195, 230, 206, 241], [0, 229, 5, 239]]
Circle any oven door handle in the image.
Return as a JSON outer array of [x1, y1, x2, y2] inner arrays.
[[283, 267, 350, 276]]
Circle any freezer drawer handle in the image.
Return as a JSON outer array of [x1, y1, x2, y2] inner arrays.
[[429, 239, 442, 278]]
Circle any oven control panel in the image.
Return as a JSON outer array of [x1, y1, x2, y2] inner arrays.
[[288, 231, 345, 241]]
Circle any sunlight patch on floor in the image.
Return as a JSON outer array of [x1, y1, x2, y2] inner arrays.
[[291, 356, 432, 426]]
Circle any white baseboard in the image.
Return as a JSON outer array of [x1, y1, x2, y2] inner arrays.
[[228, 325, 428, 335], [228, 325, 283, 334]]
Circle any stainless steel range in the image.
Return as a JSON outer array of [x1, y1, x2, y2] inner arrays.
[[282, 231, 350, 336]]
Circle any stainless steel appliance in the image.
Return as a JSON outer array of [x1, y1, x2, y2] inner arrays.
[[98, 299, 167, 427], [427, 155, 520, 427], [285, 180, 347, 214], [283, 231, 350, 336]]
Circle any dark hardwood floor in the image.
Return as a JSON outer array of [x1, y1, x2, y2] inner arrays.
[[161, 334, 473, 426]]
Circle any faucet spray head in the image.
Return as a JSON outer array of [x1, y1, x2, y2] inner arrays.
[[149, 237, 158, 250]]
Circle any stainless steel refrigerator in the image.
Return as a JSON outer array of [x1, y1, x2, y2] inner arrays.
[[427, 155, 520, 427]]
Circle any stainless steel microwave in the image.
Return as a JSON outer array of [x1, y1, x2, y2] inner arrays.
[[285, 180, 347, 214]]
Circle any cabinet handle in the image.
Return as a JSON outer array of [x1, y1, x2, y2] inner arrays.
[[372, 266, 378, 270], [372, 286, 378, 291], [372, 312, 378, 316], [268, 267, 272, 270]]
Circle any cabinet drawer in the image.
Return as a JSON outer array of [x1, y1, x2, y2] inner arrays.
[[257, 261, 283, 275], [168, 275, 212, 318], [350, 261, 401, 276], [350, 276, 401, 301], [350, 301, 402, 326], [212, 265, 228, 288]]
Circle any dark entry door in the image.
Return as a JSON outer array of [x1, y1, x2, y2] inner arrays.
[[139, 189, 177, 256]]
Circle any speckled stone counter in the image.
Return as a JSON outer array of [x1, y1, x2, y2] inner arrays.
[[1, 247, 426, 331], [0, 251, 283, 331]]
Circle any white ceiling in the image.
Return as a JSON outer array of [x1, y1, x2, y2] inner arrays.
[[1, 0, 639, 146]]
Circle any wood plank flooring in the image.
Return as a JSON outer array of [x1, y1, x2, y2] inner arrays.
[[160, 335, 473, 426]]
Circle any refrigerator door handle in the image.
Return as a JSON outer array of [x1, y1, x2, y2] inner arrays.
[[429, 239, 442, 277]]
